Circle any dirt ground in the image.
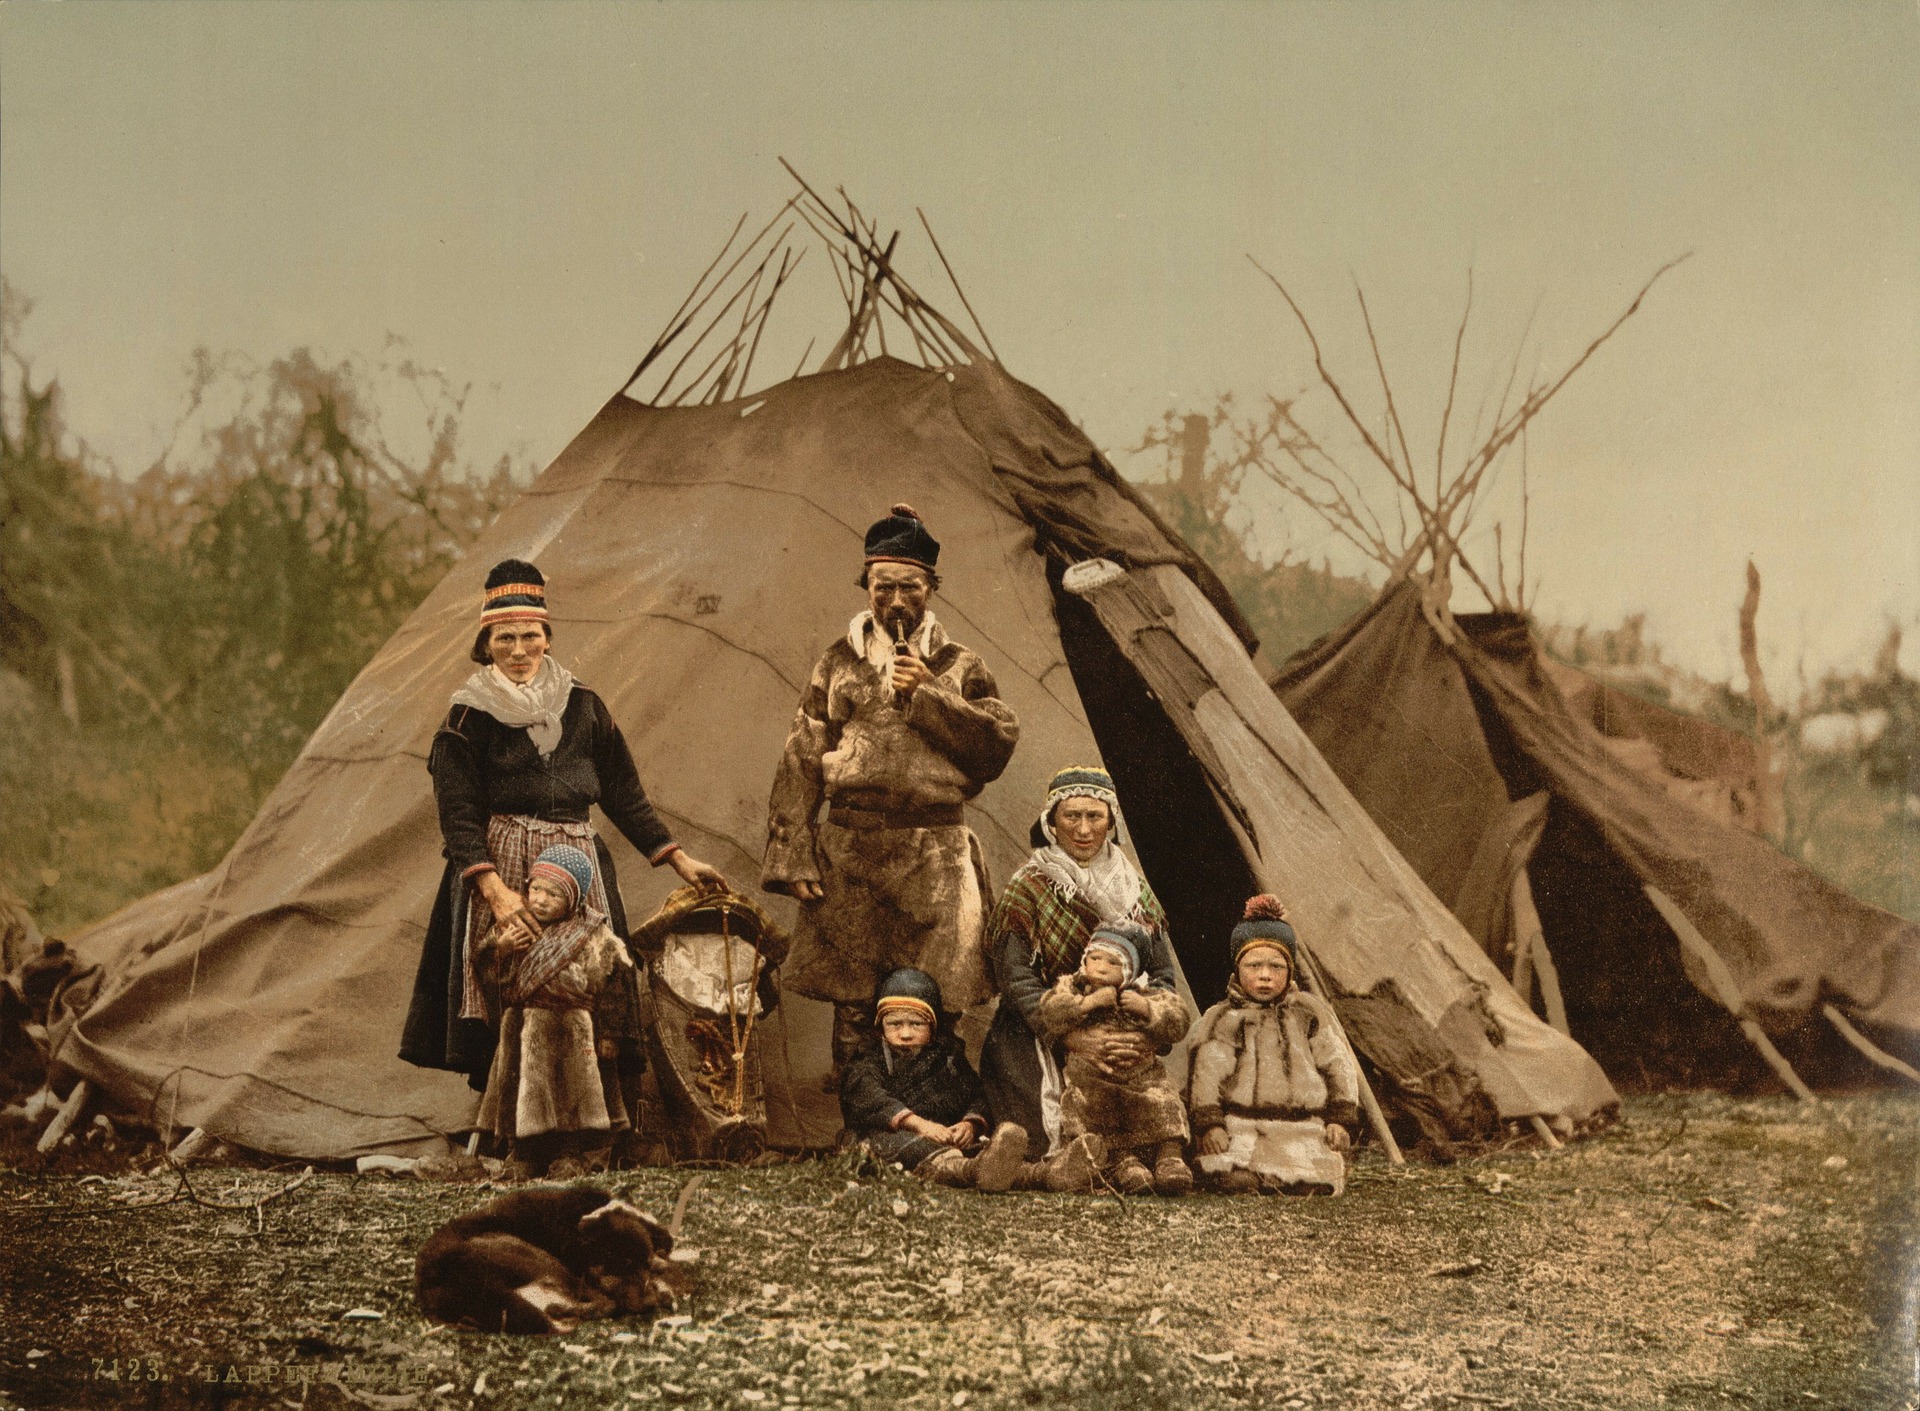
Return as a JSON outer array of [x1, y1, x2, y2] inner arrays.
[[2, 1092, 1915, 1411]]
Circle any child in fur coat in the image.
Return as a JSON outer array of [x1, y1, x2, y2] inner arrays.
[[838, 968, 1042, 1191], [1033, 923, 1194, 1195], [1187, 896, 1360, 1195], [475, 843, 642, 1181]]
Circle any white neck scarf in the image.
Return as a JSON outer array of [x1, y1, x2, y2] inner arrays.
[[449, 656, 577, 756], [1028, 800, 1144, 925], [848, 609, 940, 701]]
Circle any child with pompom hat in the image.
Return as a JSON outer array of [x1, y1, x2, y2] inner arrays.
[[1186, 896, 1360, 1195]]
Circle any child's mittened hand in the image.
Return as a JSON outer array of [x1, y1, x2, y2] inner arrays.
[[1197, 1127, 1230, 1156], [1083, 987, 1118, 1013], [1324, 1123, 1352, 1153], [1118, 989, 1151, 1017]]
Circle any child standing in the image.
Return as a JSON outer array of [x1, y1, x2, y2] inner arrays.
[[1033, 923, 1194, 1195], [1187, 896, 1360, 1195], [476, 843, 642, 1181], [838, 968, 1044, 1191]]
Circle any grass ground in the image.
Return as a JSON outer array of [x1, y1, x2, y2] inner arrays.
[[3, 1092, 1915, 1411]]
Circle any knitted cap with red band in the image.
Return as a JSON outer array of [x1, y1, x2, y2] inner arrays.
[[480, 558, 550, 628]]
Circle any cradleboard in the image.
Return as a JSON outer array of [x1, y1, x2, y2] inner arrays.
[[627, 888, 788, 1165]]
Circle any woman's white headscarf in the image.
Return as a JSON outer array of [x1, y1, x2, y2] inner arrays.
[[1026, 766, 1144, 924]]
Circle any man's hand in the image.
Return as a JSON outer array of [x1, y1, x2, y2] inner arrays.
[[1197, 1126, 1230, 1157], [670, 850, 728, 893], [1324, 1122, 1352, 1153], [791, 879, 824, 904], [890, 648, 934, 698]]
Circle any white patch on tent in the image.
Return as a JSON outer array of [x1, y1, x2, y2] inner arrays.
[[739, 400, 767, 418], [1061, 558, 1126, 595], [1799, 709, 1888, 754]]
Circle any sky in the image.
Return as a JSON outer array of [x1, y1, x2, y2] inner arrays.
[[3, 1, 1916, 683]]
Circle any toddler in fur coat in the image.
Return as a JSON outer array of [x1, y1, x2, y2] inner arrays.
[[1033, 923, 1194, 1195], [475, 844, 641, 1181], [1187, 896, 1360, 1195]]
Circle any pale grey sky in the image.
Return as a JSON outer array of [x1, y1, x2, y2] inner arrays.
[[3, 1, 1915, 681]]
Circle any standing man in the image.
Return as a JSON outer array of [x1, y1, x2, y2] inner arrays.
[[762, 504, 1019, 1083]]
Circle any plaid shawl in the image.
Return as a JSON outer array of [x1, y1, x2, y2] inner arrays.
[[460, 813, 612, 1021], [992, 863, 1168, 983]]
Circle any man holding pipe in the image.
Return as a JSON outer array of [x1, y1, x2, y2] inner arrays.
[[762, 504, 1019, 1086]]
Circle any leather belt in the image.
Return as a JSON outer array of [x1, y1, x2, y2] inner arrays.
[[826, 802, 966, 831]]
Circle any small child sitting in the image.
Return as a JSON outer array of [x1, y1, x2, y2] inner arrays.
[[1187, 896, 1359, 1195], [838, 968, 1032, 1191], [476, 844, 642, 1181], [1034, 924, 1194, 1195]]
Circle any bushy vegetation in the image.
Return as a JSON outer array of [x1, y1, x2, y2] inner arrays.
[[0, 286, 524, 934]]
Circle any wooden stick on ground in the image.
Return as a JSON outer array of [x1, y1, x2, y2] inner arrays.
[[1528, 1115, 1564, 1151], [1822, 1003, 1920, 1086], [35, 1079, 91, 1154], [1643, 884, 1817, 1102]]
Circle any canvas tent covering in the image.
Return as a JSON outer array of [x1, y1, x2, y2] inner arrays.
[[1270, 581, 1920, 1088], [48, 193, 1616, 1159]]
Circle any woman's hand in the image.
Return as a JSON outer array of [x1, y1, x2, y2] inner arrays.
[[1196, 1126, 1230, 1157], [1062, 1026, 1150, 1076], [1324, 1122, 1352, 1153], [476, 871, 538, 946], [790, 879, 824, 903], [669, 850, 728, 893]]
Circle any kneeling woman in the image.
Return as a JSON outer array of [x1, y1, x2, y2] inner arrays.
[[978, 766, 1180, 1165], [401, 559, 725, 1120]]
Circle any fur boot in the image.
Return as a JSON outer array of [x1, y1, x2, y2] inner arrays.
[[1108, 1152, 1154, 1196], [1152, 1141, 1193, 1196], [918, 1148, 976, 1188]]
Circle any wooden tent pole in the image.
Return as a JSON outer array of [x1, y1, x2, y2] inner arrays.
[[1206, 783, 1404, 1165], [1822, 1004, 1920, 1086], [1528, 1115, 1563, 1150], [1510, 869, 1569, 1036], [1643, 884, 1817, 1102]]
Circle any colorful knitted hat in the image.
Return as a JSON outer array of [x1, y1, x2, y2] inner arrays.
[[1230, 894, 1297, 967], [480, 559, 549, 629], [1085, 922, 1148, 984], [1036, 764, 1126, 848], [872, 966, 943, 1027], [863, 503, 940, 572], [529, 843, 595, 914]]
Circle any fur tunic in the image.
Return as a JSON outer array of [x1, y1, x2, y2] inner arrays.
[[838, 1033, 988, 1171], [1034, 973, 1191, 1150], [1186, 987, 1360, 1190], [476, 919, 640, 1141], [762, 614, 1018, 1008]]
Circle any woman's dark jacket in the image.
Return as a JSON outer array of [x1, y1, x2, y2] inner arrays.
[[399, 685, 675, 1088], [839, 1032, 987, 1170], [978, 888, 1178, 1156]]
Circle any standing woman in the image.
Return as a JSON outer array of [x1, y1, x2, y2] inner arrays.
[[401, 559, 726, 1097], [978, 766, 1180, 1159]]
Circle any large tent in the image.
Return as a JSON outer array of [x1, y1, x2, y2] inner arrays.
[[1270, 580, 1920, 1088], [47, 189, 1615, 1160]]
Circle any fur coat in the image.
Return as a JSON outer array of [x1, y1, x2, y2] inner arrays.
[[475, 919, 640, 1142], [1034, 973, 1191, 1151], [1186, 986, 1360, 1190], [761, 612, 1018, 1008]]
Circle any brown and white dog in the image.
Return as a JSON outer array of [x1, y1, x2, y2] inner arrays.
[[415, 1186, 675, 1334]]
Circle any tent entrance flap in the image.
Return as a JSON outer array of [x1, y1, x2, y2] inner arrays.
[[1060, 559, 1618, 1139]]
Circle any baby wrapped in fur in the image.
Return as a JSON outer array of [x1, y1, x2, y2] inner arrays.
[[1033, 923, 1193, 1195]]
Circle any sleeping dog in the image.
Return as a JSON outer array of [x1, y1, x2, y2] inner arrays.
[[415, 1186, 675, 1334]]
